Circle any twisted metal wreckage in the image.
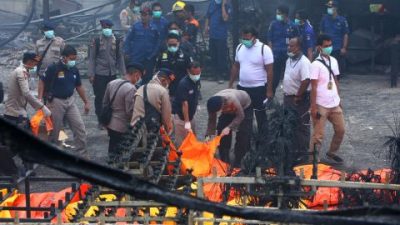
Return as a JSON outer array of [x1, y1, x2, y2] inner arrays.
[[0, 101, 399, 224]]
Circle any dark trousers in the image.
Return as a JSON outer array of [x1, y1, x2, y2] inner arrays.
[[283, 94, 311, 155], [217, 108, 253, 168], [273, 54, 287, 94], [331, 50, 346, 76], [107, 128, 126, 160], [141, 58, 157, 84], [93, 75, 116, 122], [237, 84, 267, 131], [209, 38, 228, 79]]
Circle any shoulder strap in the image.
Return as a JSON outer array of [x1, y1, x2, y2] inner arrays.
[[95, 37, 100, 57], [143, 84, 148, 103], [236, 43, 243, 56], [110, 81, 129, 104], [36, 39, 54, 75], [316, 58, 334, 76]]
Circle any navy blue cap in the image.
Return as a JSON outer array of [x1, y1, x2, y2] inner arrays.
[[126, 62, 144, 75], [42, 21, 56, 30], [100, 19, 114, 27], [157, 68, 176, 81], [23, 52, 39, 62], [207, 96, 223, 113]]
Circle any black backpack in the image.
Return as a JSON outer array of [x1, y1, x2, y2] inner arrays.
[[99, 81, 128, 126]]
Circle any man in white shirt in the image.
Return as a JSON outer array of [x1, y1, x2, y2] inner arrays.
[[310, 34, 345, 164], [229, 26, 274, 130], [283, 37, 311, 155]]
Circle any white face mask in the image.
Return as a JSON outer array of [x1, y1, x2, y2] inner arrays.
[[189, 73, 201, 82]]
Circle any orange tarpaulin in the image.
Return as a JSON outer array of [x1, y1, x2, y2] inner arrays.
[[30, 109, 53, 136]]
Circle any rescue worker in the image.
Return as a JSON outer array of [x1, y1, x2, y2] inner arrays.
[[130, 69, 175, 134], [172, 61, 201, 147], [183, 4, 199, 45], [120, 0, 141, 31], [320, 0, 349, 76], [35, 21, 65, 89], [103, 63, 143, 160], [88, 19, 126, 129], [266, 5, 299, 94], [151, 2, 169, 41], [171, 1, 187, 29], [206, 89, 252, 168], [156, 33, 192, 98], [204, 0, 231, 84], [38, 45, 90, 158], [295, 10, 315, 61], [124, 7, 161, 84]]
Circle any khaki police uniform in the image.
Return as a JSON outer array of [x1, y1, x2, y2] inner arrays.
[[120, 7, 141, 30], [35, 36, 65, 76]]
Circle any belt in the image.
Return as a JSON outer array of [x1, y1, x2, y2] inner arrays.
[[54, 95, 73, 100]]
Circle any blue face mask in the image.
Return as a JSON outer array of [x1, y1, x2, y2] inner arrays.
[[189, 73, 201, 82], [168, 46, 179, 53], [27, 65, 37, 74], [327, 7, 334, 15], [133, 6, 140, 13], [215, 0, 222, 4], [276, 14, 284, 21], [241, 39, 254, 48], [322, 46, 333, 56], [66, 60, 76, 68], [102, 28, 113, 37], [44, 30, 55, 39], [294, 18, 301, 25], [153, 11, 162, 18]]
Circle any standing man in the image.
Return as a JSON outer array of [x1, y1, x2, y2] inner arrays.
[[206, 89, 252, 168], [103, 63, 143, 160], [151, 2, 169, 41], [88, 19, 125, 129], [131, 69, 175, 134], [295, 10, 315, 61], [310, 34, 345, 164], [172, 61, 201, 147], [320, 0, 349, 76], [184, 4, 199, 45], [38, 45, 90, 158], [229, 26, 274, 131], [124, 7, 161, 84], [120, 0, 141, 31], [156, 33, 192, 99], [204, 0, 231, 84], [283, 37, 311, 155], [35, 21, 65, 88], [266, 5, 298, 93], [171, 1, 187, 29]]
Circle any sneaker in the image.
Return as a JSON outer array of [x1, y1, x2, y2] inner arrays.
[[326, 153, 344, 164]]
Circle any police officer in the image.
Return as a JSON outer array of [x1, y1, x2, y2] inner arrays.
[[124, 7, 161, 84], [35, 21, 65, 90], [131, 69, 175, 134], [320, 0, 349, 76], [88, 19, 125, 129], [120, 0, 141, 31], [156, 33, 192, 98], [295, 10, 316, 61], [172, 61, 201, 147], [151, 2, 169, 41], [266, 5, 299, 94], [38, 45, 90, 158]]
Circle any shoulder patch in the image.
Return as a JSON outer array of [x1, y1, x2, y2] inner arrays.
[[162, 53, 168, 59], [58, 71, 65, 78]]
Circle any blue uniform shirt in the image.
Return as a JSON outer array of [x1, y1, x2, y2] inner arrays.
[[320, 15, 349, 51], [207, 1, 231, 40], [124, 21, 161, 64], [298, 21, 315, 54], [172, 76, 200, 121], [40, 61, 82, 99], [151, 16, 169, 41], [267, 20, 299, 56]]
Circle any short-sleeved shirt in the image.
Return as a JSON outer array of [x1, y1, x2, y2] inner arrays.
[[283, 55, 311, 95], [310, 55, 340, 108], [320, 15, 349, 51], [235, 39, 274, 88], [267, 20, 299, 55], [40, 61, 82, 99], [172, 76, 200, 121], [207, 1, 231, 40], [298, 21, 315, 54]]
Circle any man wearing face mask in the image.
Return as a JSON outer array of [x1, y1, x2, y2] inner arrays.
[[295, 10, 316, 61], [130, 69, 175, 135], [35, 21, 65, 88], [229, 26, 274, 131], [151, 2, 169, 41], [206, 89, 252, 168], [38, 45, 90, 158], [103, 63, 143, 160], [172, 61, 201, 147], [320, 0, 349, 77], [310, 34, 345, 165], [156, 33, 192, 99], [88, 19, 126, 129], [120, 0, 141, 31], [283, 37, 311, 157], [266, 5, 299, 94]]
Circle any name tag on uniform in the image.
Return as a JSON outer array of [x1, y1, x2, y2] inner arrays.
[[58, 71, 65, 78], [162, 53, 168, 59], [189, 89, 194, 94]]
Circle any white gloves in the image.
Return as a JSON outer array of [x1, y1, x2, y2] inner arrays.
[[184, 122, 192, 131], [42, 105, 51, 117]]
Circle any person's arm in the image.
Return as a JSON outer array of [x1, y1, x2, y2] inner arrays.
[[310, 79, 318, 120], [206, 112, 217, 136], [76, 85, 90, 114], [295, 79, 310, 103], [182, 101, 190, 123], [88, 38, 96, 84], [17, 71, 43, 110], [38, 79, 45, 100], [125, 87, 137, 117], [334, 76, 340, 95], [265, 63, 274, 99], [221, 0, 229, 21], [102, 83, 111, 108], [341, 33, 349, 55], [161, 91, 173, 133], [228, 62, 239, 88]]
